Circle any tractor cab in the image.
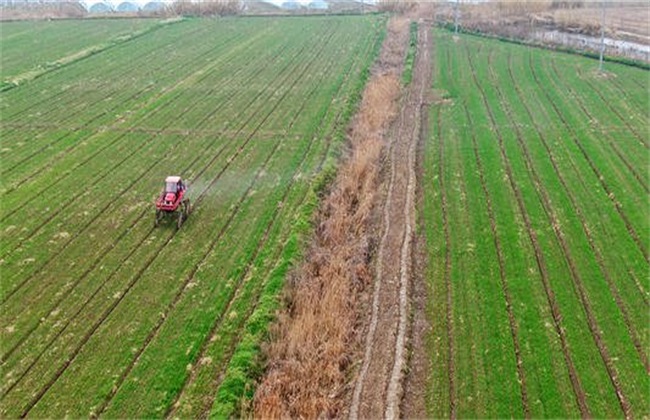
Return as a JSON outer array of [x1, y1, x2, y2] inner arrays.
[[163, 176, 185, 204], [155, 176, 191, 228]]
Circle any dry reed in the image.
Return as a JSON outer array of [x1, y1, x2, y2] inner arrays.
[[253, 18, 408, 419]]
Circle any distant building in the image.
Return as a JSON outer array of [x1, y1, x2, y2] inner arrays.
[[116, 1, 138, 11], [88, 1, 112, 12], [142, 1, 165, 11], [280, 1, 299, 9]]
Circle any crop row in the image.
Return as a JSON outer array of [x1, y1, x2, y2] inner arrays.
[[0, 15, 384, 417], [0, 18, 158, 81], [424, 30, 648, 418]]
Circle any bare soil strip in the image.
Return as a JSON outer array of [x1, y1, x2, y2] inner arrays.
[[464, 46, 591, 418], [349, 18, 432, 420]]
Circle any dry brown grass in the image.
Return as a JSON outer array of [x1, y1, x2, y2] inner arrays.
[[253, 17, 408, 419], [434, 1, 649, 43]]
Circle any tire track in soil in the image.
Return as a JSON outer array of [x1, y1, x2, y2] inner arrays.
[[507, 56, 650, 375], [348, 20, 431, 420], [15, 24, 336, 417], [528, 55, 649, 264], [628, 270, 650, 307], [95, 26, 341, 417], [461, 102, 530, 418], [165, 25, 369, 418], [487, 50, 632, 418], [463, 44, 591, 418], [553, 62, 648, 194], [0, 29, 302, 306]]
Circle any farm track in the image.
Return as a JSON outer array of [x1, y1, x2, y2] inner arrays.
[[349, 21, 430, 420], [463, 45, 591, 418], [506, 55, 650, 376], [1, 26, 319, 401], [94, 25, 341, 417], [528, 56, 648, 264], [460, 100, 530, 417], [164, 25, 372, 419], [0, 26, 297, 305], [485, 51, 631, 418]]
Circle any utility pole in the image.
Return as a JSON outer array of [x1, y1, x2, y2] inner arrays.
[[454, 0, 459, 34], [598, 1, 606, 72]]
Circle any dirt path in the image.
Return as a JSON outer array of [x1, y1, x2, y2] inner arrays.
[[348, 19, 433, 420]]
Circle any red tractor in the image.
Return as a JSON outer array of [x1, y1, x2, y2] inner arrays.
[[155, 176, 191, 228]]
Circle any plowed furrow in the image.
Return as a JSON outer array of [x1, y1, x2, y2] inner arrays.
[[16, 24, 332, 416], [528, 56, 648, 263], [461, 102, 530, 418], [166, 26, 357, 418], [552, 63, 648, 193], [464, 46, 591, 418], [508, 56, 650, 375], [489, 52, 631, 418], [97, 26, 340, 416], [0, 30, 301, 305]]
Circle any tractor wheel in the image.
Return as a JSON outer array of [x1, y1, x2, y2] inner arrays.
[[154, 209, 163, 227], [185, 200, 192, 215], [177, 211, 184, 229]]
